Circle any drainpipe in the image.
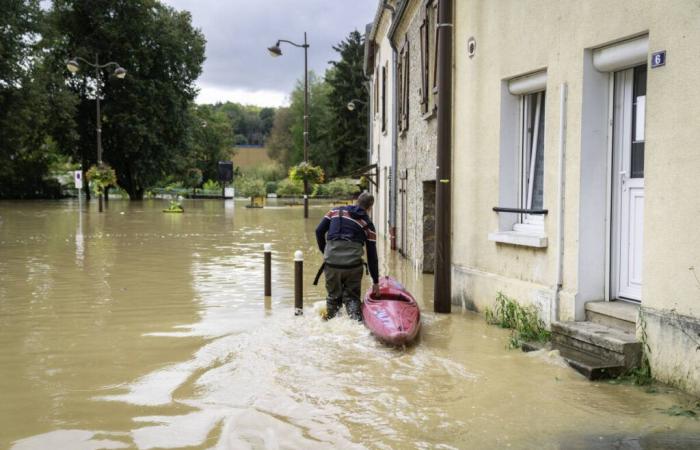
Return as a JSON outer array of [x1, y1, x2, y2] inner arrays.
[[389, 35, 398, 251], [434, 0, 453, 313], [553, 83, 568, 323]]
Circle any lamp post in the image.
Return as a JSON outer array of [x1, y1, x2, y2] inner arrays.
[[268, 33, 310, 218], [66, 55, 126, 212]]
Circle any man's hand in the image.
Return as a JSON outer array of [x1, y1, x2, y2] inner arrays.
[[371, 283, 380, 297]]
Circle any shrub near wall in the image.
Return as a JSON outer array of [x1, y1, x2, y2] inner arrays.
[[276, 178, 303, 197]]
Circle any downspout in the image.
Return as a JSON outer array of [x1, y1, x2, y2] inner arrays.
[[554, 83, 568, 323], [434, 0, 453, 313], [389, 31, 398, 251]]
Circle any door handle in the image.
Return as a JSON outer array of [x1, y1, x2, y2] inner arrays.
[[619, 171, 627, 191]]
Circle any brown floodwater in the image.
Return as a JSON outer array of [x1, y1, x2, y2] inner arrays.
[[1, 199, 699, 449]]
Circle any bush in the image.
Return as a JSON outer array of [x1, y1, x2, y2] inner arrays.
[[238, 177, 266, 198], [276, 178, 303, 197], [325, 178, 360, 198], [265, 181, 278, 194], [202, 179, 221, 191]]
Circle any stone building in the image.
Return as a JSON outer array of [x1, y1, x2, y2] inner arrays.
[[366, 0, 439, 271]]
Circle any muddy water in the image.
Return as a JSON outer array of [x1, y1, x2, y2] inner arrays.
[[0, 199, 698, 449]]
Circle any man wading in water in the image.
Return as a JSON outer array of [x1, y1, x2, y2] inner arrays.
[[315, 192, 380, 321]]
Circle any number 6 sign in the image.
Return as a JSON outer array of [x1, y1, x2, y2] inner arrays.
[[651, 50, 666, 68]]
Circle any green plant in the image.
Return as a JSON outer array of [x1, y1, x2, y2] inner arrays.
[[484, 292, 550, 348], [325, 178, 360, 198], [289, 162, 324, 185], [163, 199, 184, 212], [238, 177, 266, 199], [202, 179, 221, 191], [86, 164, 118, 195], [276, 178, 303, 197], [611, 310, 654, 386]]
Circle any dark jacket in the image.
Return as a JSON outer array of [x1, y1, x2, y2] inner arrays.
[[315, 205, 379, 284]]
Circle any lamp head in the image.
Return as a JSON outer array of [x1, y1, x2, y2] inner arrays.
[[114, 66, 127, 79], [267, 43, 282, 57], [66, 59, 80, 74], [347, 101, 356, 111]]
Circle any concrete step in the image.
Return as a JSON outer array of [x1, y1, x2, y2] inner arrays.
[[554, 341, 627, 380], [551, 321, 642, 371], [585, 301, 638, 334]]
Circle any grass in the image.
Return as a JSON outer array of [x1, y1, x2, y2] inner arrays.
[[485, 292, 550, 348]]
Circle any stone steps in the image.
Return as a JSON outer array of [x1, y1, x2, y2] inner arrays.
[[551, 320, 642, 380], [585, 300, 638, 334]]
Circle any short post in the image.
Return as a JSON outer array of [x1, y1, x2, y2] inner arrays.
[[294, 250, 303, 316], [264, 243, 272, 296]]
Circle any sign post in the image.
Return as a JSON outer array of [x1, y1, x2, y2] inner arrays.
[[74, 170, 83, 207]]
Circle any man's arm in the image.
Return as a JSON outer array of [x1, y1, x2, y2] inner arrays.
[[315, 217, 330, 253]]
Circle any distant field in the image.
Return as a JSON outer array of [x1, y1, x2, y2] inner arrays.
[[232, 146, 272, 169]]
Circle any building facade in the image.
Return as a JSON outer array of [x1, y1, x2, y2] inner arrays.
[[365, 2, 396, 241], [451, 0, 700, 394], [365, 0, 700, 395], [389, 0, 439, 272]]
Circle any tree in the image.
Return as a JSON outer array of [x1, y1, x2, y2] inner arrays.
[[288, 71, 332, 170], [0, 0, 77, 198], [325, 30, 369, 177], [49, 0, 206, 199], [187, 105, 233, 183], [266, 106, 293, 167]]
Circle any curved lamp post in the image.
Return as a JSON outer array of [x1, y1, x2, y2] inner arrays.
[[66, 56, 126, 212], [268, 33, 310, 218], [346, 98, 367, 111]]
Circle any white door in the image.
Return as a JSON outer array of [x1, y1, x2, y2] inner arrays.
[[611, 66, 646, 302]]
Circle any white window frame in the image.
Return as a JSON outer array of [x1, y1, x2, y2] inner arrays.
[[515, 90, 545, 233]]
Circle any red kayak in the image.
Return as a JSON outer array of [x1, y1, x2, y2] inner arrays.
[[362, 276, 421, 345]]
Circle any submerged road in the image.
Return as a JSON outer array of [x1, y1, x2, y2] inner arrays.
[[1, 199, 698, 449]]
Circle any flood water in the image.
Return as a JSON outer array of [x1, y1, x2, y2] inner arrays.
[[1, 199, 699, 449]]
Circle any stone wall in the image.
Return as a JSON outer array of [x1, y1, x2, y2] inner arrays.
[[393, 1, 437, 271]]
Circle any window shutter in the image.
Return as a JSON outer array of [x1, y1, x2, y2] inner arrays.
[[432, 0, 439, 108], [419, 2, 428, 114], [404, 38, 410, 129]]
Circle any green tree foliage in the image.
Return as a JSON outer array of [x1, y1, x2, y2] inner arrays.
[[186, 105, 233, 183], [325, 30, 369, 177], [0, 0, 77, 198], [49, 0, 206, 199], [288, 71, 332, 169], [266, 106, 293, 167], [216, 102, 273, 146]]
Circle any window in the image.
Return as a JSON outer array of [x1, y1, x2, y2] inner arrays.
[[489, 71, 548, 247], [374, 66, 379, 115], [398, 37, 409, 132], [517, 91, 546, 229]]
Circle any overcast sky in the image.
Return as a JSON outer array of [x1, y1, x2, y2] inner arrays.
[[160, 0, 377, 107]]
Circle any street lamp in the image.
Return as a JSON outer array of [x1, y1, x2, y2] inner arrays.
[[66, 55, 127, 212], [267, 33, 310, 218], [346, 98, 367, 111]]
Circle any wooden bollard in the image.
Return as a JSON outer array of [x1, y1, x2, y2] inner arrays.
[[294, 250, 303, 316], [264, 243, 271, 296]]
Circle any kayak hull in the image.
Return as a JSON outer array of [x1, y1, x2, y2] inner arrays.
[[362, 276, 420, 345]]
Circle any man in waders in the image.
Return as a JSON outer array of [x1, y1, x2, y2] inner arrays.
[[315, 192, 379, 321]]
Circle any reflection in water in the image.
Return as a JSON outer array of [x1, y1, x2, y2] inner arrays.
[[1, 199, 698, 449]]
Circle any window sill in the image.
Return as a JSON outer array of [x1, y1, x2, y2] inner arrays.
[[488, 230, 548, 248], [422, 110, 436, 121]]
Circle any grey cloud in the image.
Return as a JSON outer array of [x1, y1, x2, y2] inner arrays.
[[162, 0, 376, 97]]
